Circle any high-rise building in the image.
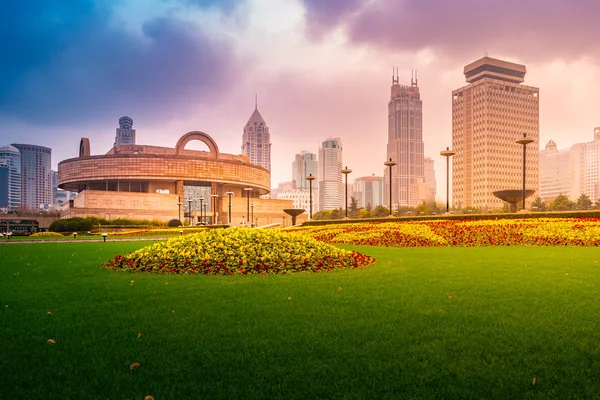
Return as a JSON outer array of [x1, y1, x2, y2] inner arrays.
[[0, 145, 22, 210], [114, 116, 136, 146], [12, 143, 52, 210], [539, 140, 571, 202], [386, 69, 424, 207], [570, 127, 600, 201], [292, 151, 318, 189], [242, 100, 271, 174], [353, 175, 384, 209], [452, 57, 540, 210], [424, 157, 436, 201], [319, 138, 343, 211]]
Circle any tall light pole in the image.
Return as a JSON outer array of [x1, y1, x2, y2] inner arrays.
[[341, 166, 352, 218], [187, 198, 193, 226], [199, 196, 204, 225], [516, 133, 534, 210], [225, 191, 234, 224], [440, 147, 456, 213], [203, 203, 207, 225], [251, 203, 254, 227], [306, 174, 316, 219], [211, 194, 218, 225], [177, 196, 182, 225], [384, 158, 397, 216], [244, 187, 253, 225]]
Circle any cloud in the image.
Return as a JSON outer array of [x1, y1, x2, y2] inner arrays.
[[301, 0, 600, 63], [0, 1, 239, 126]]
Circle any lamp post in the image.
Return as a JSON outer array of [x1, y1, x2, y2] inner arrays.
[[243, 187, 253, 225], [251, 203, 254, 227], [306, 174, 316, 219], [225, 191, 234, 224], [187, 198, 193, 226], [211, 194, 218, 225], [203, 203, 207, 225], [384, 158, 397, 216], [516, 133, 534, 210], [341, 166, 352, 218], [177, 196, 182, 225], [199, 196, 204, 225], [440, 147, 456, 213]]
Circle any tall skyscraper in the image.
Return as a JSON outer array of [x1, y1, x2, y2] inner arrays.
[[114, 116, 136, 146], [539, 140, 571, 202], [570, 127, 600, 201], [319, 138, 343, 211], [452, 57, 540, 209], [242, 99, 271, 173], [424, 157, 436, 201], [386, 69, 424, 207], [353, 175, 384, 209], [12, 143, 52, 209], [292, 151, 318, 189], [0, 145, 22, 210]]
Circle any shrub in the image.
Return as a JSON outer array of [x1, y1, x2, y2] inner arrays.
[[168, 219, 182, 227], [29, 232, 64, 237]]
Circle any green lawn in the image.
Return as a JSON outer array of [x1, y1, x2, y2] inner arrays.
[[1, 242, 600, 399]]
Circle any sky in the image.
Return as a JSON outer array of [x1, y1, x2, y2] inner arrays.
[[2, 0, 600, 200]]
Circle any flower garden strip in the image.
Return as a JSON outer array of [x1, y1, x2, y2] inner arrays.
[[288, 218, 600, 247], [103, 228, 374, 274]]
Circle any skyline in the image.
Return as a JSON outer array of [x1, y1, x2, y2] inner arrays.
[[2, 0, 600, 200]]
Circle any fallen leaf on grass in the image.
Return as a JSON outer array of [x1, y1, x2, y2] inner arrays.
[[137, 333, 143, 338], [130, 362, 140, 371], [47, 339, 56, 345], [287, 297, 292, 300], [145, 396, 154, 400], [47, 311, 52, 315], [532, 377, 536, 385], [337, 287, 342, 291], [171, 310, 175, 315], [448, 296, 453, 300]]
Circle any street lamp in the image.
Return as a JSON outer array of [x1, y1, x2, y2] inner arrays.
[[306, 174, 316, 219], [384, 158, 397, 216], [516, 133, 534, 210], [244, 187, 253, 224], [199, 196, 204, 225], [177, 196, 182, 225], [341, 166, 352, 218], [211, 194, 218, 225], [225, 191, 234, 224], [203, 203, 207, 225], [187, 198, 193, 226], [440, 147, 456, 213], [251, 203, 254, 227]]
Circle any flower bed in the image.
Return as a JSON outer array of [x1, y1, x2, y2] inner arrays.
[[102, 228, 374, 275], [108, 227, 209, 237], [29, 232, 64, 237], [288, 218, 600, 247]]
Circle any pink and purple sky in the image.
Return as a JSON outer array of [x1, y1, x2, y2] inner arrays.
[[1, 0, 599, 198]]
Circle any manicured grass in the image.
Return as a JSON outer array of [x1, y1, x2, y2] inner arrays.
[[2, 242, 600, 399]]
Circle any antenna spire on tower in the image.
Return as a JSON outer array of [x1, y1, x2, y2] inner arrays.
[[255, 93, 257, 110]]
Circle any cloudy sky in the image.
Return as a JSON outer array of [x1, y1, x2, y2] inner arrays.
[[2, 0, 599, 198]]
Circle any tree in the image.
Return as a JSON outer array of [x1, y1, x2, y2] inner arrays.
[[372, 205, 390, 217], [349, 197, 359, 217], [595, 199, 600, 210], [576, 193, 592, 210], [415, 201, 430, 216], [548, 194, 574, 211], [312, 210, 332, 220], [359, 209, 372, 218], [531, 196, 547, 212], [365, 202, 373, 212], [330, 208, 343, 220]]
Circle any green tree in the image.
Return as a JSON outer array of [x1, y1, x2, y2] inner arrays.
[[548, 194, 574, 211], [312, 210, 332, 220], [415, 202, 430, 216], [330, 208, 343, 220], [576, 193, 592, 210], [372, 205, 390, 217], [531, 196, 547, 212], [349, 197, 359, 217]]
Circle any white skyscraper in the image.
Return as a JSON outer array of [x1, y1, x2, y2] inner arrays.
[[0, 145, 22, 210], [318, 138, 343, 211], [539, 140, 571, 202], [292, 151, 318, 189], [242, 100, 271, 174], [114, 116, 136, 146]]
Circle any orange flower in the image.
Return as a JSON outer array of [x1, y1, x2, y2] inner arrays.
[[137, 333, 143, 338], [145, 396, 154, 400], [130, 362, 140, 371], [448, 295, 453, 300], [338, 287, 343, 291]]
